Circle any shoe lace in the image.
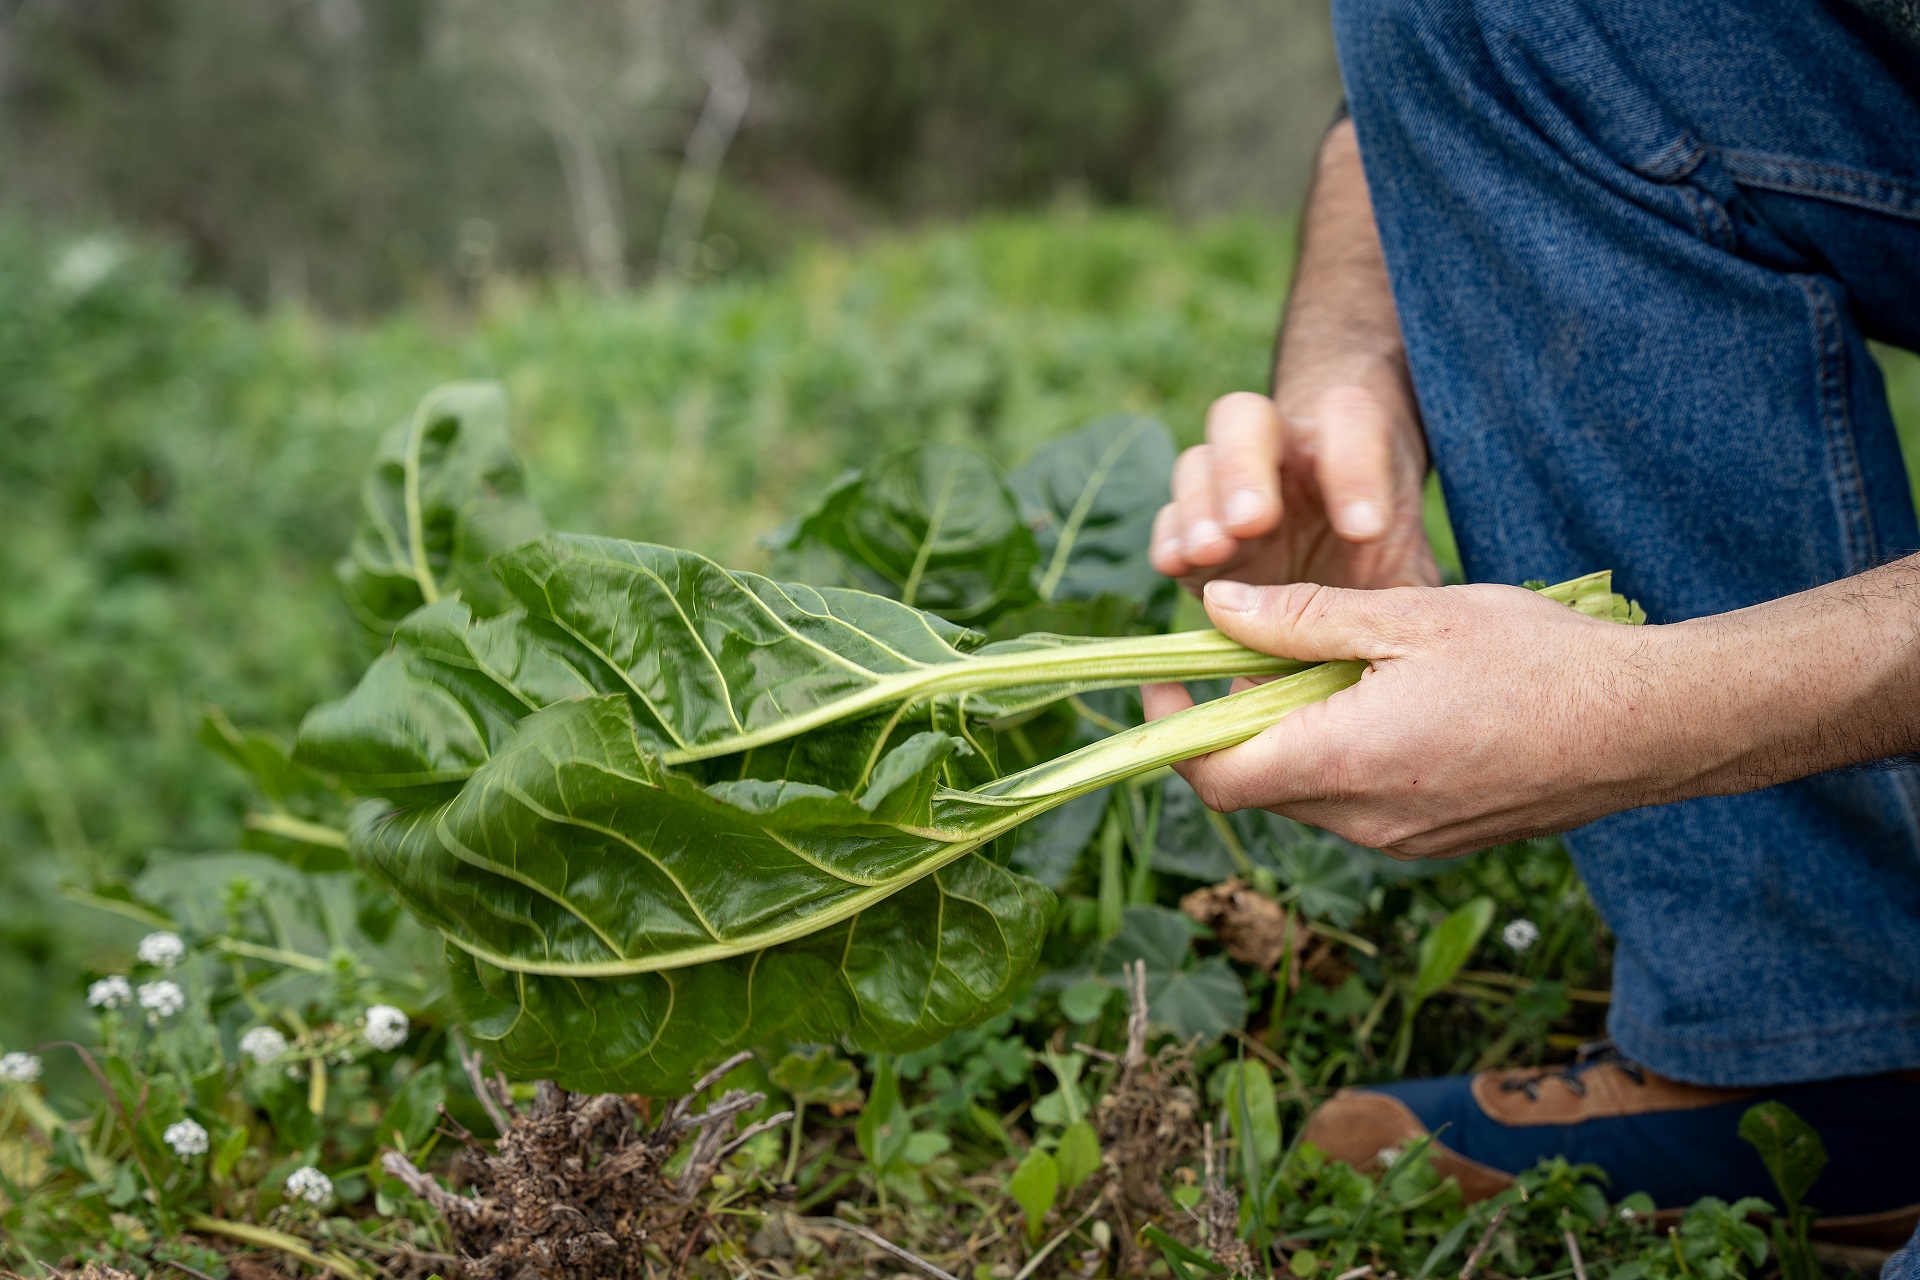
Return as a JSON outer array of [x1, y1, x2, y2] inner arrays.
[[1497, 1039, 1646, 1101]]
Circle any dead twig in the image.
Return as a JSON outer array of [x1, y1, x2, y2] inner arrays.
[[718, 1109, 795, 1162], [452, 1028, 514, 1138], [1460, 1205, 1510, 1280], [1010, 1192, 1106, 1280], [1564, 1229, 1588, 1280], [1123, 959, 1149, 1073], [798, 1217, 961, 1280], [160, 1261, 221, 1280]]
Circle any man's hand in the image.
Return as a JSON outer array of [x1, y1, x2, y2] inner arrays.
[[1143, 559, 1920, 858], [1151, 382, 1437, 593], [1143, 581, 1670, 858], [1150, 121, 1439, 594]]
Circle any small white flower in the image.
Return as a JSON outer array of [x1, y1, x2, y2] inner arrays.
[[285, 1165, 333, 1205], [163, 1117, 209, 1157], [137, 931, 186, 969], [362, 1004, 409, 1051], [1376, 1146, 1400, 1167], [88, 975, 134, 1009], [1619, 1205, 1638, 1221], [138, 979, 186, 1021], [1501, 918, 1541, 953], [239, 1026, 289, 1064], [0, 1052, 43, 1084]]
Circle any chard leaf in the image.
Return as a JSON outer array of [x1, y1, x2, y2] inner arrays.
[[298, 534, 1301, 790], [294, 596, 610, 800], [772, 444, 1040, 624], [439, 847, 1052, 1093], [336, 383, 546, 633], [349, 662, 1368, 1087], [1011, 414, 1178, 624]]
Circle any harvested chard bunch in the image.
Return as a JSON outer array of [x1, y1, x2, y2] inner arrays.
[[295, 385, 1642, 1092]]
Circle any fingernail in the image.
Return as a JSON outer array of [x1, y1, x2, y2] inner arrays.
[[1340, 500, 1386, 538], [1224, 489, 1266, 528], [1154, 537, 1183, 564], [1206, 580, 1258, 612], [1186, 519, 1225, 553]]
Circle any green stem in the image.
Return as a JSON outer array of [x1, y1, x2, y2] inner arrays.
[[982, 661, 1366, 802], [1096, 809, 1124, 941], [783, 1101, 806, 1184], [215, 938, 330, 972], [659, 630, 1309, 766], [185, 1213, 371, 1280], [441, 661, 1367, 980], [243, 812, 348, 850]]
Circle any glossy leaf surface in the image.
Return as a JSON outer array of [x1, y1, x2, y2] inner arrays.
[[772, 444, 1040, 624], [298, 534, 1297, 793], [1010, 414, 1178, 624], [336, 383, 546, 632]]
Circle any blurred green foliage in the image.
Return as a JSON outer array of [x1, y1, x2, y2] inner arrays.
[[0, 209, 1298, 1056]]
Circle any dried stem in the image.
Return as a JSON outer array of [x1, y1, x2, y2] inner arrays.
[[1460, 1205, 1510, 1280], [452, 1029, 514, 1137], [1564, 1229, 1588, 1280], [798, 1217, 962, 1280]]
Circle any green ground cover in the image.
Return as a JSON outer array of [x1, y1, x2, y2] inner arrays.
[[2, 211, 1917, 1277]]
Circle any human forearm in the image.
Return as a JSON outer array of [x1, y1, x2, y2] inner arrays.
[[1272, 120, 1415, 411], [1648, 553, 1920, 799]]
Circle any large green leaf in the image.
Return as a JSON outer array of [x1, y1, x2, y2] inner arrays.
[[1010, 414, 1178, 624], [438, 847, 1052, 1094], [297, 534, 1299, 794], [336, 383, 546, 632], [772, 444, 1040, 624], [348, 663, 1366, 1088]]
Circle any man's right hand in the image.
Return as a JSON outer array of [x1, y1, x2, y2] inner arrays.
[[1149, 120, 1440, 595], [1149, 376, 1438, 592]]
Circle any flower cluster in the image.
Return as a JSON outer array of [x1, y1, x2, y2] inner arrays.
[[87, 975, 134, 1009], [137, 931, 185, 969], [239, 1025, 289, 1064], [363, 1004, 409, 1051], [163, 1117, 209, 1157], [1501, 918, 1540, 953], [138, 979, 186, 1022], [285, 1165, 334, 1205], [0, 1051, 43, 1084]]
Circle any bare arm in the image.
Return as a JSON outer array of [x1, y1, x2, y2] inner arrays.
[[1151, 120, 1437, 592]]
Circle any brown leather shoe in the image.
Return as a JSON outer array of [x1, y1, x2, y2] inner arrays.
[[1300, 1054, 1920, 1252], [1301, 1087, 1516, 1201]]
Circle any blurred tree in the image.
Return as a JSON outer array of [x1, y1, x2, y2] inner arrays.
[[1167, 0, 1342, 220], [744, 0, 1175, 209], [0, 0, 1332, 309]]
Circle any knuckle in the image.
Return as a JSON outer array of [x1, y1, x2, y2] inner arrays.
[[1171, 444, 1213, 491], [1207, 391, 1271, 440]]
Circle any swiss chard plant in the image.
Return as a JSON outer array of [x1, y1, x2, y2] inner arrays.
[[291, 384, 1641, 1095]]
